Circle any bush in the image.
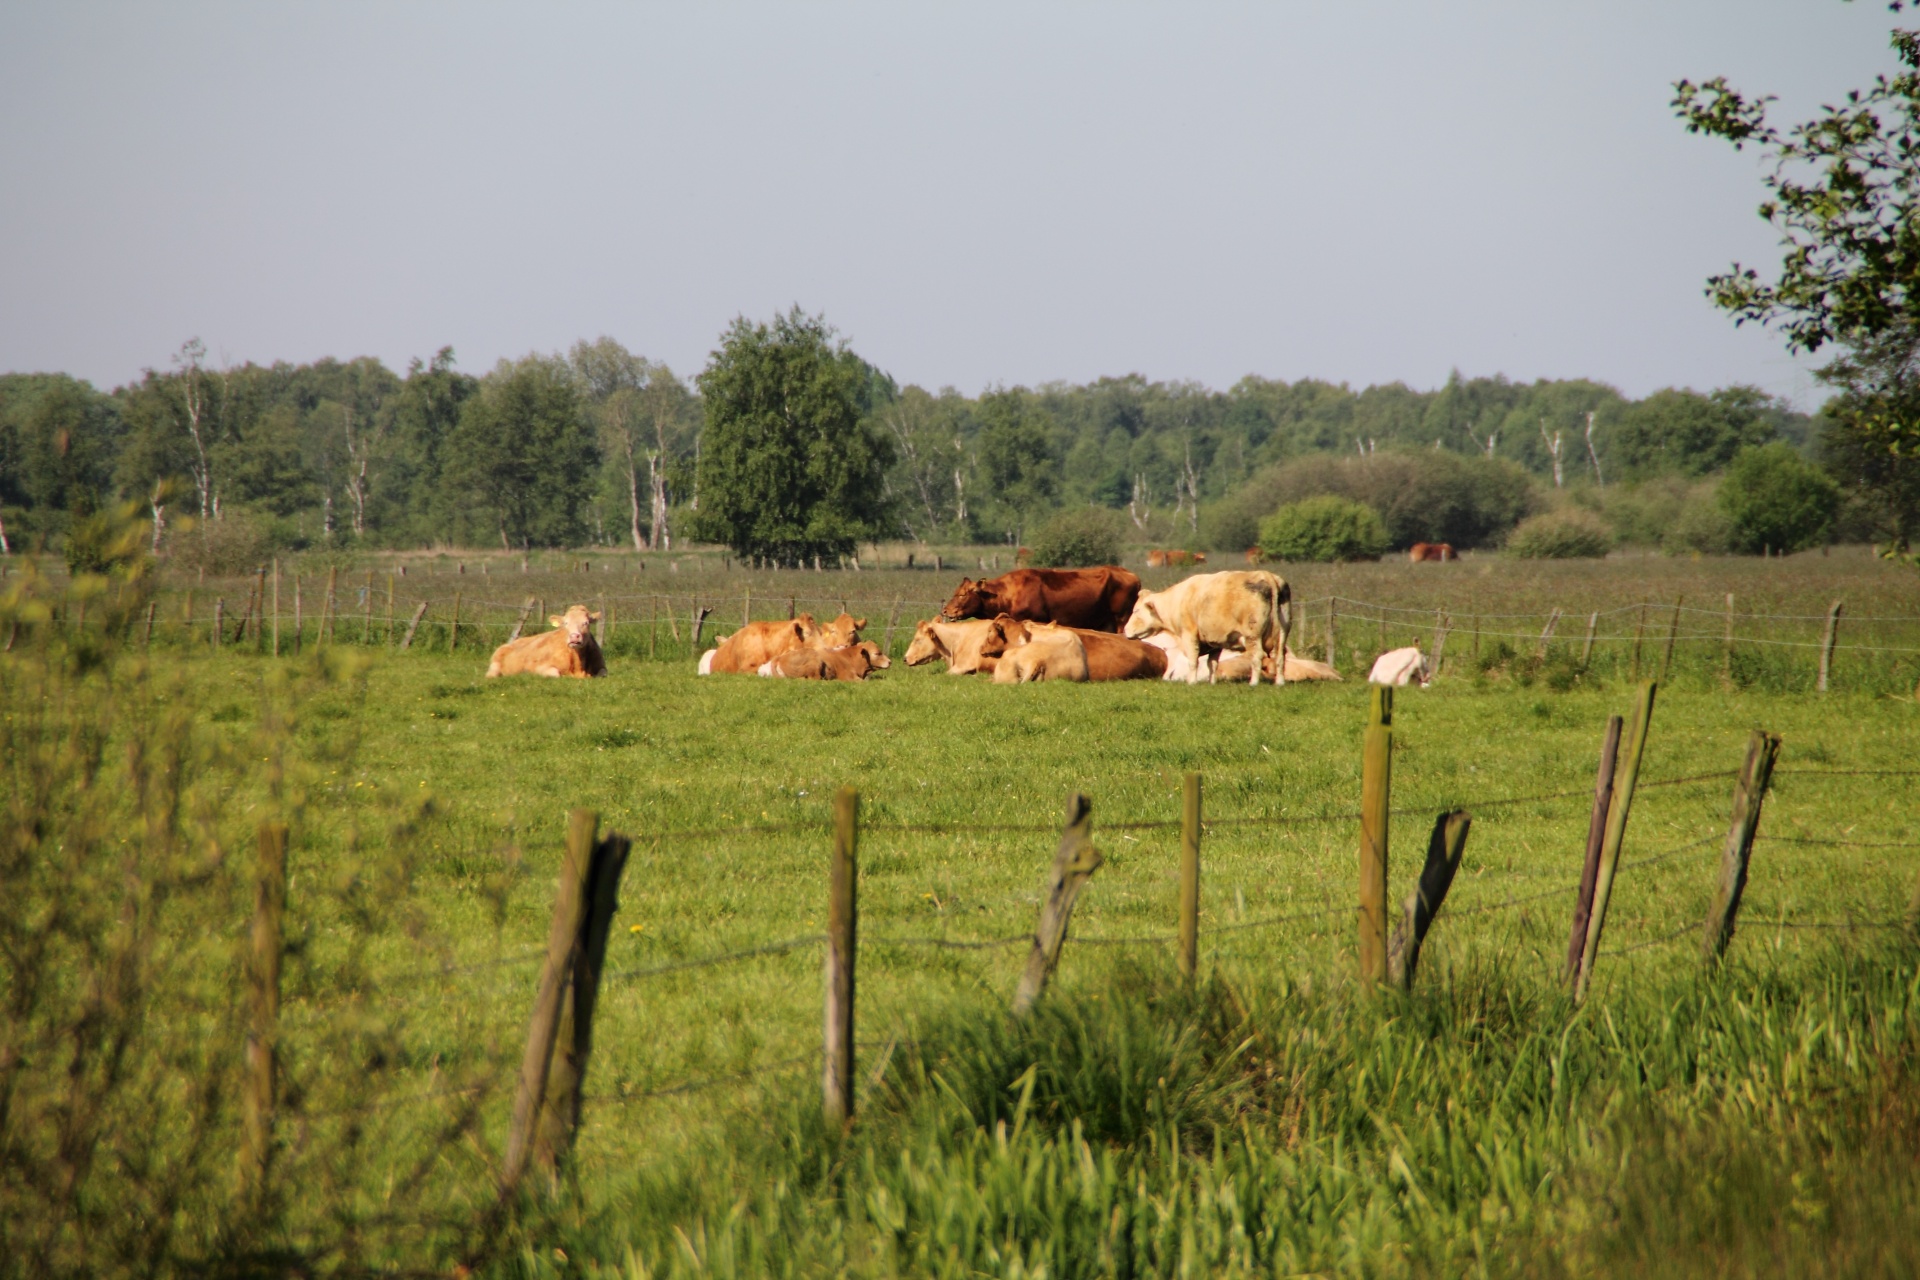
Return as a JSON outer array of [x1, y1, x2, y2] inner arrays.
[[1506, 509, 1612, 559], [1663, 497, 1737, 555], [1718, 443, 1841, 554], [1258, 496, 1387, 562], [1212, 450, 1532, 552], [1028, 507, 1127, 567], [166, 511, 271, 577]]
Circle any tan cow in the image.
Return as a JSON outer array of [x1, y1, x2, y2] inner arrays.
[[1123, 570, 1291, 686], [759, 641, 891, 680], [486, 604, 606, 678], [819, 612, 866, 647], [902, 617, 1006, 675], [992, 622, 1089, 684], [699, 614, 822, 674]]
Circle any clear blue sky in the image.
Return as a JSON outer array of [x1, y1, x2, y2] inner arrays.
[[0, 3, 1901, 405]]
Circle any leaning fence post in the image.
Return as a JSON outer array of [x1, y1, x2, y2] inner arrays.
[[1566, 714, 1623, 985], [240, 821, 288, 1199], [1387, 810, 1471, 990], [400, 601, 430, 651], [823, 787, 859, 1126], [1358, 683, 1393, 987], [501, 812, 595, 1200], [1817, 599, 1843, 693], [1575, 680, 1658, 1005], [1701, 729, 1782, 965], [1659, 597, 1682, 683], [507, 597, 535, 644], [691, 604, 713, 650], [1013, 794, 1103, 1016], [1580, 611, 1598, 668], [533, 810, 631, 1179], [1536, 608, 1562, 659], [1178, 772, 1201, 981]]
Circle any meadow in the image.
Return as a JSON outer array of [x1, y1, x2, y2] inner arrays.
[[4, 546, 1919, 1278]]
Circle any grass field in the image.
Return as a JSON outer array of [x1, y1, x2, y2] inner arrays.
[[6, 548, 1920, 1277]]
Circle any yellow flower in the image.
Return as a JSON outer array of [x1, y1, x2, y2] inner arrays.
[[629, 924, 645, 934]]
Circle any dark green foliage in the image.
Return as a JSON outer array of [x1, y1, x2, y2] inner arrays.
[[693, 309, 896, 565], [976, 387, 1059, 542], [1257, 495, 1387, 562], [1219, 451, 1529, 552], [1612, 385, 1782, 478], [1507, 508, 1613, 558], [1027, 507, 1127, 567], [444, 356, 600, 549], [0, 373, 120, 545], [1719, 442, 1842, 553]]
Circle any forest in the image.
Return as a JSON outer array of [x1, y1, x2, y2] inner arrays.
[[0, 327, 1837, 566]]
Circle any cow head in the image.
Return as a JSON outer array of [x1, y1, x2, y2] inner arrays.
[[854, 640, 891, 671], [903, 620, 945, 666], [939, 578, 990, 621], [793, 613, 823, 644], [1122, 594, 1166, 640], [549, 605, 601, 650], [820, 612, 866, 647], [979, 614, 1029, 657]]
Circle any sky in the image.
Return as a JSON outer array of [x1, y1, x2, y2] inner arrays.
[[0, 3, 1903, 407]]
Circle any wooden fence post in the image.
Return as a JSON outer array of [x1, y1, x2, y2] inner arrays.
[[533, 810, 632, 1179], [1630, 604, 1647, 679], [1358, 683, 1393, 987], [507, 597, 535, 644], [400, 601, 430, 651], [501, 812, 595, 1200], [1013, 794, 1103, 1016], [240, 822, 288, 1199], [1817, 600, 1843, 693], [884, 597, 903, 658], [691, 605, 713, 650], [1325, 598, 1337, 669], [321, 567, 337, 646], [449, 590, 462, 653], [823, 788, 859, 1126], [1701, 729, 1782, 965], [1574, 680, 1658, 1005], [666, 596, 681, 643], [1580, 611, 1598, 668], [1537, 608, 1562, 659], [1566, 715, 1623, 985], [1387, 810, 1471, 990], [213, 598, 224, 650], [1659, 597, 1682, 683], [1178, 772, 1201, 981]]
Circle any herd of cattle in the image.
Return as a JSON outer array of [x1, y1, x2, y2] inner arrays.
[[485, 566, 1434, 686]]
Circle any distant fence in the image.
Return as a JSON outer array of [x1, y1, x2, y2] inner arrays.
[[243, 679, 1919, 1173]]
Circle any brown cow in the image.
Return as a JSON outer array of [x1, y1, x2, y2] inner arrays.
[[1123, 570, 1291, 686], [699, 614, 822, 674], [759, 641, 891, 680], [1147, 550, 1208, 568], [991, 622, 1089, 684], [486, 605, 606, 678], [1243, 547, 1262, 565], [1408, 542, 1457, 563], [938, 566, 1142, 632], [819, 612, 866, 647], [903, 618, 1004, 675], [991, 616, 1165, 681]]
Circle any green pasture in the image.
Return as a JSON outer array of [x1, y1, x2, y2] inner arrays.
[[8, 551, 1920, 1277]]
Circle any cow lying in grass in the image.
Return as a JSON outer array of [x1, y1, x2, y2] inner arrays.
[[985, 616, 1166, 681], [819, 612, 866, 646], [486, 605, 606, 678], [991, 622, 1088, 684], [699, 614, 822, 674], [757, 641, 891, 680], [903, 618, 1005, 675]]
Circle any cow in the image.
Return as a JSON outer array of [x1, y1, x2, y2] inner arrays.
[[819, 612, 866, 647], [1142, 633, 1337, 683], [938, 566, 1142, 632], [1147, 550, 1207, 568], [1409, 542, 1457, 563], [1368, 646, 1431, 687], [699, 614, 822, 674], [902, 617, 1005, 675], [486, 604, 606, 678], [985, 616, 1165, 681], [759, 641, 891, 681], [1244, 547, 1262, 565], [991, 622, 1089, 684], [1123, 570, 1291, 685]]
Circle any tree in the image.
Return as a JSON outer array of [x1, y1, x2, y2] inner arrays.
[[1675, 20, 1920, 549], [444, 356, 600, 549], [1611, 386, 1779, 478], [1258, 496, 1387, 562], [976, 387, 1057, 543], [1718, 442, 1841, 553], [880, 385, 971, 541], [385, 348, 477, 544], [693, 309, 895, 565]]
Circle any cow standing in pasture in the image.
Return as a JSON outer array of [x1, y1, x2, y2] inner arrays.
[[758, 641, 891, 681], [991, 622, 1089, 684], [1408, 543, 1457, 563], [699, 614, 823, 674], [1123, 570, 1292, 686], [938, 566, 1142, 632], [486, 605, 606, 678]]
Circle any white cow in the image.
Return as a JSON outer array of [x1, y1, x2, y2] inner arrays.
[[1368, 646, 1431, 687], [1123, 571, 1291, 685]]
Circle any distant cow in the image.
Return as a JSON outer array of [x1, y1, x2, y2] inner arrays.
[[1123, 570, 1291, 686], [1243, 547, 1262, 565], [903, 617, 1005, 675], [699, 614, 822, 674], [1409, 543, 1457, 563], [759, 641, 891, 681], [939, 566, 1142, 632], [486, 604, 606, 678], [991, 622, 1089, 684], [1368, 646, 1431, 687], [1147, 550, 1206, 568]]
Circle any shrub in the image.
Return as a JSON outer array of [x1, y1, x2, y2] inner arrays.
[[1028, 507, 1127, 567], [1506, 509, 1612, 559], [166, 511, 271, 577], [1663, 497, 1737, 555], [1718, 443, 1841, 554], [1214, 450, 1531, 552], [1258, 496, 1387, 562]]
